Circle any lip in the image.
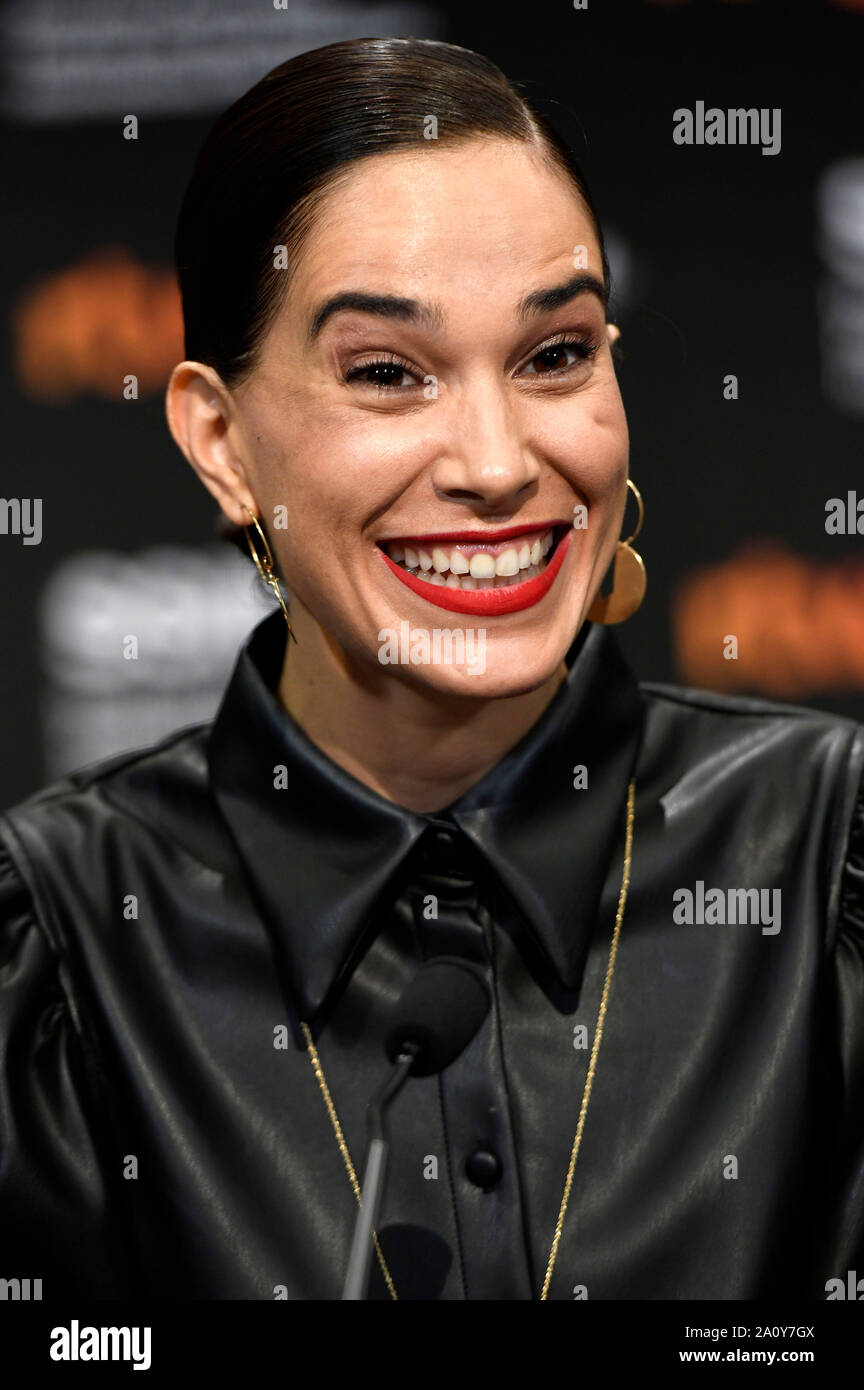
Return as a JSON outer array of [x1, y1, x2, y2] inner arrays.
[[379, 520, 567, 547], [378, 526, 573, 616]]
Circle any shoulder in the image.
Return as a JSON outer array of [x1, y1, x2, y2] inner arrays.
[[639, 677, 864, 773], [3, 720, 212, 822], [0, 721, 232, 927], [640, 674, 862, 731], [5, 719, 213, 814], [637, 679, 864, 924]]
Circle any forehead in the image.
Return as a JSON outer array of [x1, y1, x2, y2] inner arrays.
[[288, 138, 602, 309]]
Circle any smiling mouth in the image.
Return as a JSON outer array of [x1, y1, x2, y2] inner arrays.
[[377, 524, 567, 592]]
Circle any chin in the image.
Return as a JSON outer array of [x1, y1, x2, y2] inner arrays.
[[375, 624, 578, 701]]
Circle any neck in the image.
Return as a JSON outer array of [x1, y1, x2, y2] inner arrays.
[[276, 611, 569, 814]]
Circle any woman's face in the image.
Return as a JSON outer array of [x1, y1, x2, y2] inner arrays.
[[225, 137, 629, 697]]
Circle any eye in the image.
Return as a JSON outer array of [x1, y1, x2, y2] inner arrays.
[[343, 331, 601, 394], [344, 355, 418, 391], [519, 333, 600, 377]]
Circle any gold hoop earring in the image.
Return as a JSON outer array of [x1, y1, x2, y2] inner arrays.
[[586, 477, 646, 626], [241, 505, 297, 645]]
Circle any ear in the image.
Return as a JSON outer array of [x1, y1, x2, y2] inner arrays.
[[165, 362, 258, 527], [606, 322, 621, 346]]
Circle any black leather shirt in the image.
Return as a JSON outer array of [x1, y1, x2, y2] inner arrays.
[[1, 610, 863, 1300]]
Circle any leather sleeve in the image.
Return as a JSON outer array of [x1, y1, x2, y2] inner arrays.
[[0, 842, 131, 1297]]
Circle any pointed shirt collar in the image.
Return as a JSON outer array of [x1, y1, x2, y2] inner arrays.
[[207, 610, 645, 1019]]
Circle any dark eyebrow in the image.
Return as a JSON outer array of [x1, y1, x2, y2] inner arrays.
[[307, 272, 607, 342], [307, 291, 446, 342], [517, 273, 607, 318]]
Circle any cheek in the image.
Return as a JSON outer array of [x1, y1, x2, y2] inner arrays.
[[302, 402, 449, 518], [253, 406, 426, 590], [253, 407, 378, 531], [537, 379, 629, 503]]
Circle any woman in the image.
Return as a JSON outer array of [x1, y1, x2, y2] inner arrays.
[[1, 36, 862, 1302]]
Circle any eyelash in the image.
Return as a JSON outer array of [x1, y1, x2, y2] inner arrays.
[[344, 331, 600, 392]]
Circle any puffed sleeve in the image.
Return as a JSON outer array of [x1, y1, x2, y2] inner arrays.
[[0, 842, 130, 1296], [830, 769, 864, 1279]]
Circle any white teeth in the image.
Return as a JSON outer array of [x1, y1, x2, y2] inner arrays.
[[387, 528, 558, 593], [469, 553, 496, 579], [495, 547, 520, 577], [403, 563, 544, 592]]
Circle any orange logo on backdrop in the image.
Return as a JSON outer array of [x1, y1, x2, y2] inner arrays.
[[14, 247, 184, 402], [673, 540, 864, 699]]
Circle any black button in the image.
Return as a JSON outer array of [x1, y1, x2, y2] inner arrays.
[[418, 824, 466, 870], [465, 1149, 502, 1190]]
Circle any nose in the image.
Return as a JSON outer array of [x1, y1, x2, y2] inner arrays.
[[430, 379, 540, 514]]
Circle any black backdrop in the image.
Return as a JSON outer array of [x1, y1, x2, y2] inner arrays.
[[3, 0, 863, 806]]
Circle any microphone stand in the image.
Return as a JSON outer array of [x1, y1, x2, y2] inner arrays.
[[341, 1043, 419, 1300]]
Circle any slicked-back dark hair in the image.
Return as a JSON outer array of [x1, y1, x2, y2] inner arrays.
[[175, 36, 609, 387]]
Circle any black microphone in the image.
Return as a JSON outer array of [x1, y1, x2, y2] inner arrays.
[[342, 957, 491, 1300], [384, 955, 491, 1075]]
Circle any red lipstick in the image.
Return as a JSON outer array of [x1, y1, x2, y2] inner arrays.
[[381, 521, 564, 547], [379, 528, 573, 616]]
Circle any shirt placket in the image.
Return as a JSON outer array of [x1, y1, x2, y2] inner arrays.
[[406, 821, 534, 1299]]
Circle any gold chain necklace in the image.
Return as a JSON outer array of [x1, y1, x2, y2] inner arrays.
[[300, 778, 636, 1301]]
